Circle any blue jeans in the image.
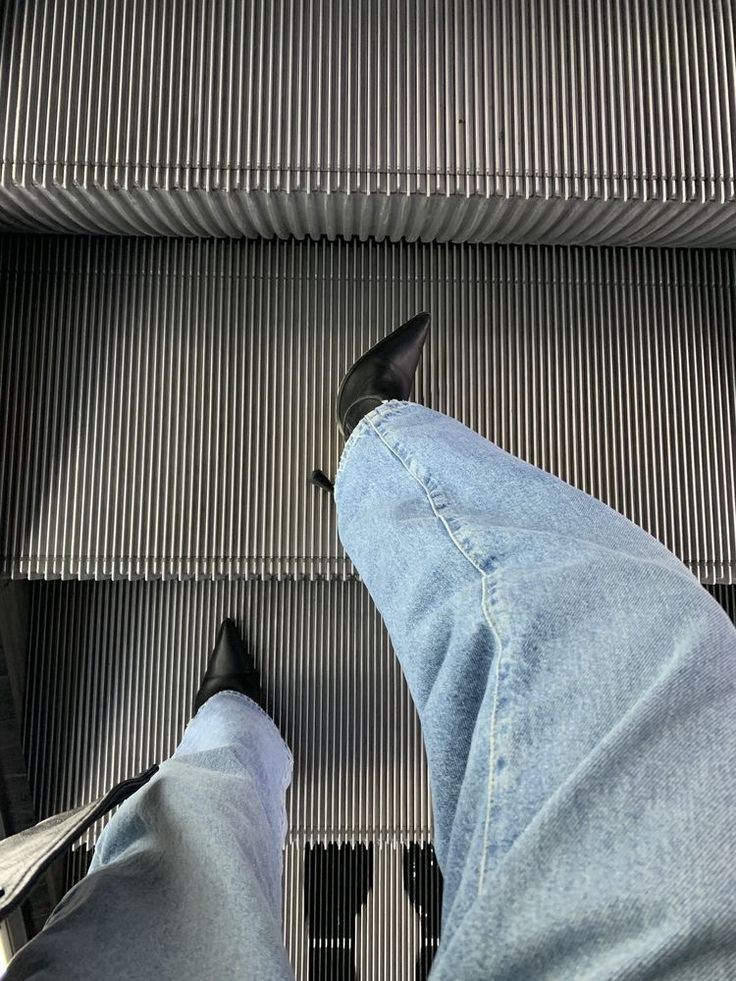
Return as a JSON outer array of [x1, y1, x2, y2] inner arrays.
[[7, 401, 736, 979]]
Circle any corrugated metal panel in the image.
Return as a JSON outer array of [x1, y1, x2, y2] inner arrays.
[[24, 576, 433, 978], [707, 583, 736, 623], [2, 236, 734, 584], [1, 0, 736, 243], [64, 840, 442, 981], [22, 576, 734, 977], [23, 578, 431, 841]]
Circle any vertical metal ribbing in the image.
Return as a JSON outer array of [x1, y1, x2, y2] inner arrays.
[[2, 237, 735, 583], [2, 0, 736, 240], [22, 579, 433, 842], [24, 576, 442, 978], [2, 9, 733, 979], [708, 584, 736, 625], [282, 842, 305, 979]]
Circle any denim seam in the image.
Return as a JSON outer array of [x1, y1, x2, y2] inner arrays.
[[477, 575, 505, 896], [335, 401, 409, 494], [365, 412, 491, 580], [365, 413, 507, 897], [363, 412, 508, 641], [334, 421, 372, 492]]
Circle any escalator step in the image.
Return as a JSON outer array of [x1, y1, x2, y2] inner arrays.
[[1, 0, 736, 245], [25, 576, 431, 978], [23, 578, 431, 841], [63, 840, 444, 981], [23, 577, 736, 977], [2, 236, 734, 583]]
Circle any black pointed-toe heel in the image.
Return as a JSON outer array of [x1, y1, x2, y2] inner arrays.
[[309, 469, 335, 496], [310, 312, 430, 500], [193, 618, 263, 716], [335, 312, 430, 439]]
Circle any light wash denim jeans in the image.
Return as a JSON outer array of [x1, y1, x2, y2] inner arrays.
[[5, 693, 295, 980], [7, 401, 736, 979]]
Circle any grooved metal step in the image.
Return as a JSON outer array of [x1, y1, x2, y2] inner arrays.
[[3, 3, 735, 977], [63, 840, 443, 981], [2, 236, 735, 583], [1, 0, 736, 244], [23, 579, 431, 841], [24, 576, 434, 979], [20, 577, 736, 978]]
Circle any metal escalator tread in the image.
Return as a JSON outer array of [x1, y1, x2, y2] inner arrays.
[[21, 578, 736, 977], [1, 236, 734, 584], [23, 579, 430, 843], [62, 841, 444, 981], [1, 0, 736, 245], [24, 577, 434, 979]]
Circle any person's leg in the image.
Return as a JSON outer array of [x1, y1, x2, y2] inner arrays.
[[335, 399, 736, 980], [5, 692, 294, 981]]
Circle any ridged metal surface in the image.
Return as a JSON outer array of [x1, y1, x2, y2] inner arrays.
[[707, 583, 736, 623], [2, 236, 735, 584], [22, 576, 734, 977], [23, 578, 431, 841], [65, 840, 439, 981], [1, 0, 736, 244], [25, 576, 433, 977], [283, 841, 441, 981]]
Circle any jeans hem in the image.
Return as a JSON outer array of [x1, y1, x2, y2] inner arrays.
[[334, 399, 412, 494], [196, 691, 294, 769]]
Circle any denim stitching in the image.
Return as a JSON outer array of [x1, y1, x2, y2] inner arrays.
[[335, 401, 407, 493], [334, 422, 372, 492], [365, 411, 506, 897], [366, 417, 486, 577], [478, 575, 505, 895]]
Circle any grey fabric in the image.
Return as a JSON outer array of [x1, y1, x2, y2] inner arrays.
[[0, 766, 158, 920]]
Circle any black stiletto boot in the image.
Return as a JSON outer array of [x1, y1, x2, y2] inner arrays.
[[310, 312, 431, 496], [335, 312, 430, 439], [193, 618, 263, 715]]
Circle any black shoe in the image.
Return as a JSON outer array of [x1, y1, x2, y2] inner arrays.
[[335, 313, 430, 439], [193, 618, 262, 716], [309, 468, 335, 495]]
